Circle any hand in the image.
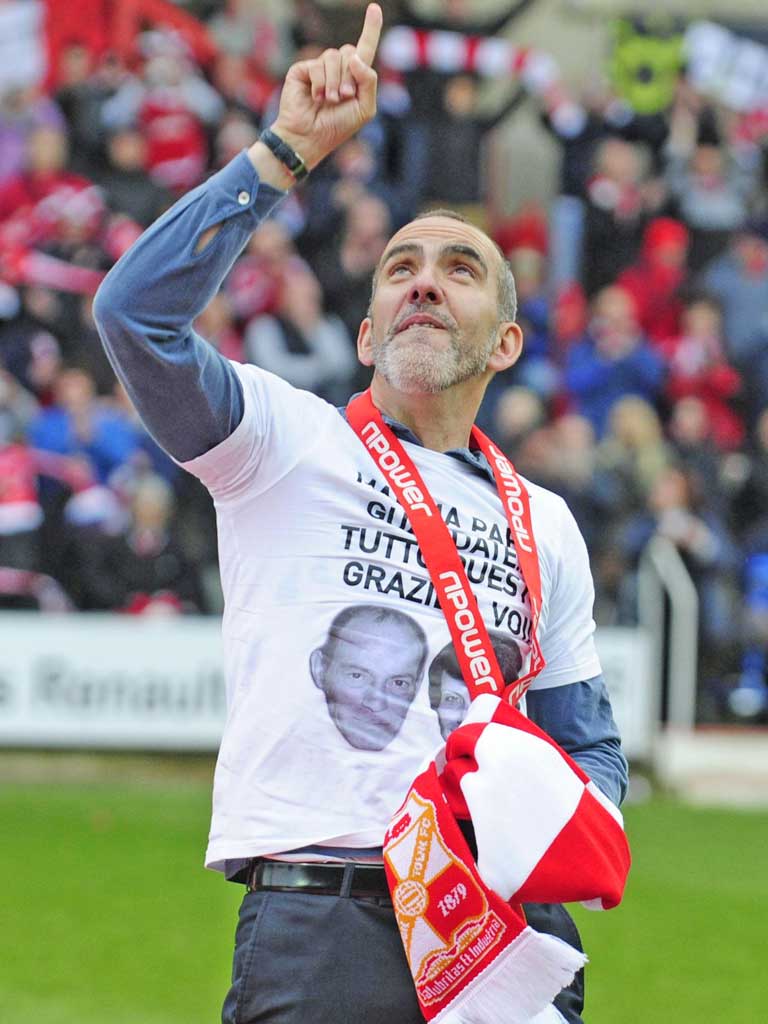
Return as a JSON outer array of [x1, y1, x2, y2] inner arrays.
[[270, 3, 382, 172]]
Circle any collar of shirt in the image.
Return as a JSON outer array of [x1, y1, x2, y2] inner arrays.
[[340, 397, 495, 486]]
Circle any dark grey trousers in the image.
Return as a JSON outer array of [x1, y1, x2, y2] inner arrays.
[[221, 889, 584, 1023]]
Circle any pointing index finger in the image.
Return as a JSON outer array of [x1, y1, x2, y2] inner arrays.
[[355, 3, 383, 67]]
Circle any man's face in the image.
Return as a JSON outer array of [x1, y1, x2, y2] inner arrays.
[[311, 623, 424, 750], [360, 216, 507, 395], [435, 672, 470, 740]]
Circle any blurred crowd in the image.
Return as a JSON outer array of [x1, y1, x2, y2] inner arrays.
[[2, 0, 768, 720]]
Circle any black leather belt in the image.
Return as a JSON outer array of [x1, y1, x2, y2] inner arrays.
[[246, 859, 391, 899]]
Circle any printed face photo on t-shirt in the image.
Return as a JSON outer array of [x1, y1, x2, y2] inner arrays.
[[428, 632, 523, 740], [309, 604, 428, 751]]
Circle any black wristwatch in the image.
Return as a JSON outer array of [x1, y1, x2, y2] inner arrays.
[[259, 129, 309, 182]]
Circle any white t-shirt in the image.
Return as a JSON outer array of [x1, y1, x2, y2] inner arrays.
[[182, 364, 602, 872]]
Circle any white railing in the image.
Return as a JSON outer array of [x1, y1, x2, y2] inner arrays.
[[637, 536, 700, 732]]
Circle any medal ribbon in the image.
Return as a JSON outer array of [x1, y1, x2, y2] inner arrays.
[[346, 389, 545, 705]]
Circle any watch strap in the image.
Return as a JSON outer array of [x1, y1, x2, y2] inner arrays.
[[259, 129, 309, 182]]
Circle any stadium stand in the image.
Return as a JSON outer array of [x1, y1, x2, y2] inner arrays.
[[1, 0, 767, 722]]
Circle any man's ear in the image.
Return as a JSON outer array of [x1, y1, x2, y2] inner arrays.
[[487, 321, 523, 374], [309, 649, 325, 690], [357, 316, 375, 367]]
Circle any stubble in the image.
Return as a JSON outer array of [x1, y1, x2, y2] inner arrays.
[[370, 317, 498, 394]]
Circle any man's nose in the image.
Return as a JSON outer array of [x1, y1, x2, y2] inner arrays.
[[408, 270, 443, 306], [361, 681, 387, 712]]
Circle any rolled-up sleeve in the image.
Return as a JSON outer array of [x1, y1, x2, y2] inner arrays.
[[93, 152, 285, 462]]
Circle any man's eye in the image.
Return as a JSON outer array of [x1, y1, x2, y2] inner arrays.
[[453, 264, 475, 277], [442, 693, 465, 708], [390, 677, 414, 693], [390, 264, 412, 275]]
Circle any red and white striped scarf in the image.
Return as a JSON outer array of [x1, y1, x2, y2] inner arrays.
[[378, 26, 585, 132], [384, 694, 630, 1023]]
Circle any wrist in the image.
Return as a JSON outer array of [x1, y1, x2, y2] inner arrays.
[[260, 128, 309, 183], [247, 124, 323, 192], [268, 121, 326, 173], [246, 140, 297, 192]]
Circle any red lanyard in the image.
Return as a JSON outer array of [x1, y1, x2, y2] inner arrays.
[[346, 389, 545, 706]]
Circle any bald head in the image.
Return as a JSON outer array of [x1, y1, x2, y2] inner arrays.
[[370, 212, 517, 323]]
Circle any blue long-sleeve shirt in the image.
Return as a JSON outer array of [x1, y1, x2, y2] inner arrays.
[[94, 152, 628, 807]]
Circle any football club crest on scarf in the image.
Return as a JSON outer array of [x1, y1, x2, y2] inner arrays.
[[384, 782, 509, 1011]]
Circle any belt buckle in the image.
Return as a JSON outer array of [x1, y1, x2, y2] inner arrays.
[[247, 858, 267, 891]]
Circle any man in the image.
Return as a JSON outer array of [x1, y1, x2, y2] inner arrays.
[[93, 6, 627, 1022], [310, 603, 428, 750], [429, 632, 522, 739]]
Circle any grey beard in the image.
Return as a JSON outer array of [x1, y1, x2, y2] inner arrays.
[[370, 323, 498, 395]]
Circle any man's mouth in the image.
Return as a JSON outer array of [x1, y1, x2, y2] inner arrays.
[[395, 314, 449, 333]]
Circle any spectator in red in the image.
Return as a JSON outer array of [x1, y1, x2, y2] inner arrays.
[[100, 30, 224, 193], [617, 217, 689, 344], [224, 219, 295, 324], [550, 282, 588, 368], [0, 372, 43, 570], [0, 124, 96, 232], [0, 440, 95, 563], [493, 205, 549, 261], [661, 295, 744, 451]]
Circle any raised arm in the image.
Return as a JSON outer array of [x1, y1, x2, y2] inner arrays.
[[93, 4, 382, 463]]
